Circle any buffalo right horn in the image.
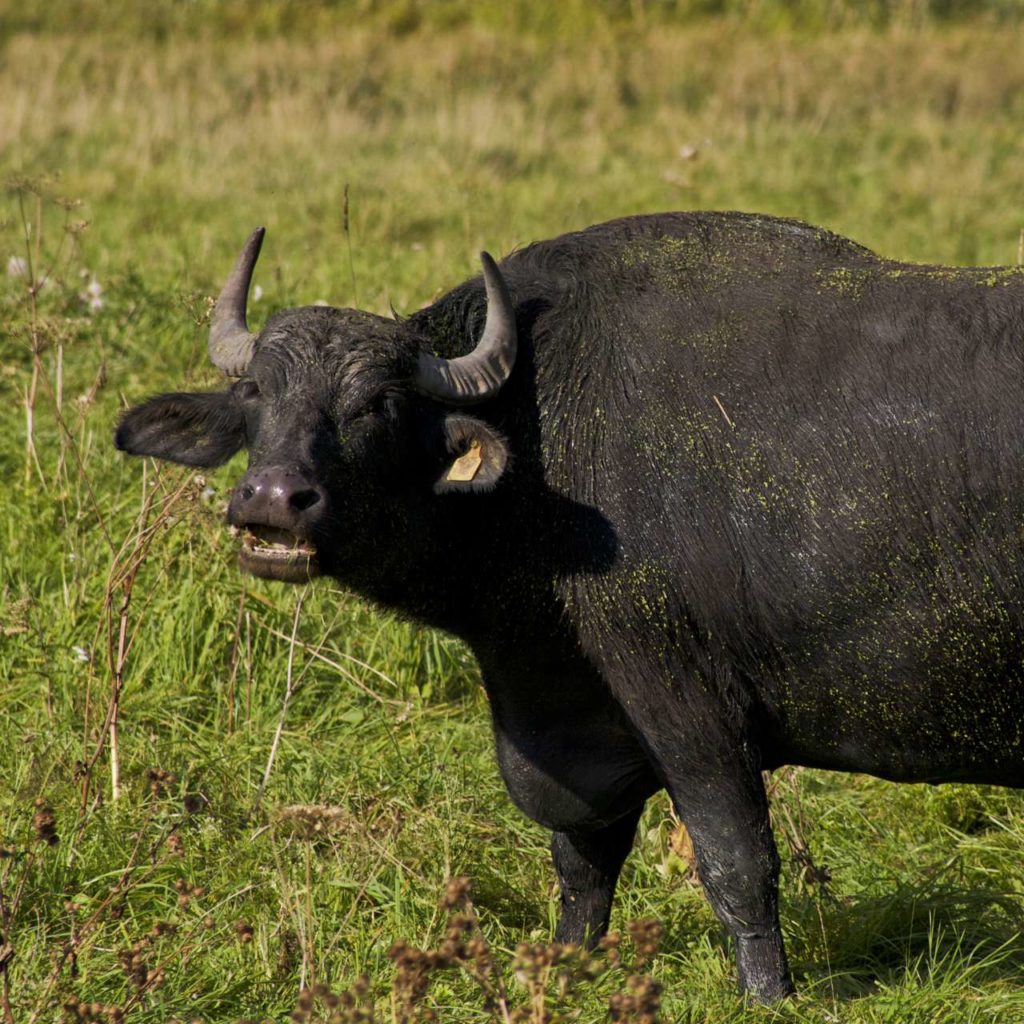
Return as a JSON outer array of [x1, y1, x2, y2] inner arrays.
[[208, 227, 265, 377], [414, 252, 517, 405]]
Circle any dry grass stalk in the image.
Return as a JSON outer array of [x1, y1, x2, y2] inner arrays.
[[88, 468, 199, 804], [22, 804, 177, 1024], [255, 590, 306, 812], [9, 180, 86, 486]]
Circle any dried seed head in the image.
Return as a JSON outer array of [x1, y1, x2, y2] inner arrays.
[[609, 972, 662, 1024], [118, 945, 149, 989], [175, 878, 201, 908], [437, 938, 462, 964], [32, 803, 58, 846], [275, 803, 353, 840], [146, 767, 177, 798], [387, 941, 410, 962], [440, 876, 471, 910], [445, 912, 475, 940], [627, 918, 663, 968], [182, 793, 205, 815]]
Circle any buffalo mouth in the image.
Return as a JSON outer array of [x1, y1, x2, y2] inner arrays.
[[238, 525, 320, 582]]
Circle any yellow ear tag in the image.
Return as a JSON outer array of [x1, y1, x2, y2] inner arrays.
[[446, 440, 483, 482]]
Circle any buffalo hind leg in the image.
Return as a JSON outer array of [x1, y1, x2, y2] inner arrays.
[[669, 764, 793, 1002], [552, 804, 644, 947]]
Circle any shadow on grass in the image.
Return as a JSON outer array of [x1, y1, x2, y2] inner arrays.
[[791, 879, 1024, 1000], [465, 864, 551, 936]]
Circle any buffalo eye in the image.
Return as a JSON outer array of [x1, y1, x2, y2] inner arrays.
[[349, 393, 400, 425], [234, 379, 261, 402]]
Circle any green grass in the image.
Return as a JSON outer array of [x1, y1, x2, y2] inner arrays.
[[3, 3, 1024, 1020]]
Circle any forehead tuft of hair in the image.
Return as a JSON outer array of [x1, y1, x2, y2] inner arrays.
[[250, 306, 421, 415]]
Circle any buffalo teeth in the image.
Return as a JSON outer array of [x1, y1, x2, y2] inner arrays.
[[242, 527, 316, 560]]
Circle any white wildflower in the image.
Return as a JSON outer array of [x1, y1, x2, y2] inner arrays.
[[72, 646, 91, 663], [252, 284, 263, 302], [79, 274, 104, 313], [7, 255, 28, 279]]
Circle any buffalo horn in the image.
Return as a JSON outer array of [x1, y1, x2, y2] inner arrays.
[[414, 252, 517, 404], [208, 227, 265, 377]]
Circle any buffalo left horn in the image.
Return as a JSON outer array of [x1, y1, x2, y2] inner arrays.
[[414, 252, 517, 404], [209, 227, 265, 377]]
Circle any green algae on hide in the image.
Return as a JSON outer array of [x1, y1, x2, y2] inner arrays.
[[823, 263, 1024, 289], [813, 265, 873, 298], [619, 233, 733, 295]]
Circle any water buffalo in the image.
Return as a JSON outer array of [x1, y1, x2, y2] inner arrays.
[[116, 212, 1024, 1001]]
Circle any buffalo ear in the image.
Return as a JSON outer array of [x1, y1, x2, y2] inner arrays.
[[115, 391, 246, 468], [434, 414, 508, 494]]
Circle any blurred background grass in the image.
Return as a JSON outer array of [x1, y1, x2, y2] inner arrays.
[[2, 2, 1024, 1021]]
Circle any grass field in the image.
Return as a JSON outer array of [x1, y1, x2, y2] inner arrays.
[[3, 2, 1024, 1020]]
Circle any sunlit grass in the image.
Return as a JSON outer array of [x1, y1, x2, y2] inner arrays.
[[3, 4, 1024, 1020]]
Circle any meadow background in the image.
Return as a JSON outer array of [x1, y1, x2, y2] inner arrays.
[[3, 1, 1024, 1020]]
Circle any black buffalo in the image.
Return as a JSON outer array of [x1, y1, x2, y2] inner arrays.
[[116, 212, 1024, 1001]]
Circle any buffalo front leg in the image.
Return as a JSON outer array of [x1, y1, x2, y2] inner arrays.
[[552, 804, 644, 947], [669, 763, 793, 1002]]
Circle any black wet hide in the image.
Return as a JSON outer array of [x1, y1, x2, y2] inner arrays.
[[115, 391, 246, 467]]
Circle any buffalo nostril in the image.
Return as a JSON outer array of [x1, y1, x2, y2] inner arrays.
[[289, 488, 321, 512], [238, 484, 255, 501]]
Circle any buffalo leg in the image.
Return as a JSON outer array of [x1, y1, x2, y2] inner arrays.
[[669, 765, 793, 1002], [552, 804, 644, 947]]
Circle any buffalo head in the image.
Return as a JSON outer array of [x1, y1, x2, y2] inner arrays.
[[115, 230, 517, 584]]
